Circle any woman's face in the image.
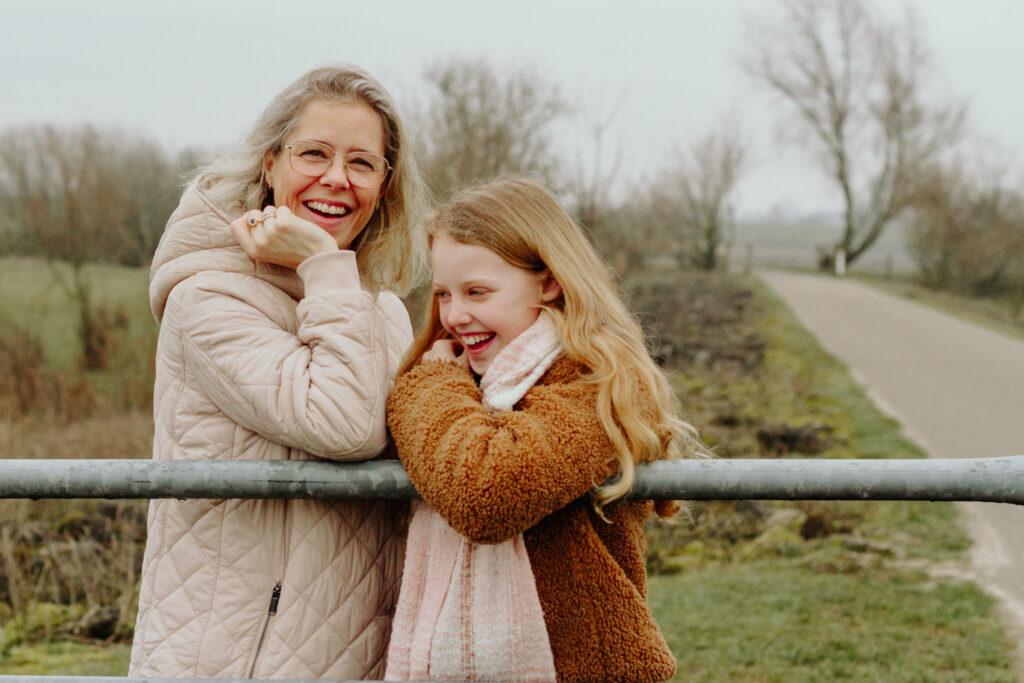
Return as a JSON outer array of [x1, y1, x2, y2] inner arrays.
[[264, 99, 386, 249]]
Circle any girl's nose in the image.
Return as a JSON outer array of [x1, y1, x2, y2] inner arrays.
[[444, 301, 471, 328]]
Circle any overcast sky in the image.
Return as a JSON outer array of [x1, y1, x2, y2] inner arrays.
[[2, 0, 1022, 217]]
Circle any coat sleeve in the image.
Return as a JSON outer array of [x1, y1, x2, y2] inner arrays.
[[386, 360, 620, 543], [170, 251, 406, 460]]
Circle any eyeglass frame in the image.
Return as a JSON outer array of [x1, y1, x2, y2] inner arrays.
[[281, 140, 392, 189]]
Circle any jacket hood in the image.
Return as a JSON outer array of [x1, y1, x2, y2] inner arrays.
[[149, 180, 302, 322]]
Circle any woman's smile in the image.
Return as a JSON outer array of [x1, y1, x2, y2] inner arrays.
[[304, 199, 351, 219]]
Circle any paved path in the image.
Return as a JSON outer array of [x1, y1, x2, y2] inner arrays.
[[758, 269, 1024, 672]]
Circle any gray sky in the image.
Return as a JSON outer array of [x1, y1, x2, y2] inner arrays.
[[2, 0, 1022, 217]]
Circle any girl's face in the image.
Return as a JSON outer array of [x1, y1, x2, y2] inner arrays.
[[431, 232, 561, 376], [264, 99, 385, 249]]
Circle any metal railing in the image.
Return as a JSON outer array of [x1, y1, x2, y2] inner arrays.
[[1, 456, 1023, 503]]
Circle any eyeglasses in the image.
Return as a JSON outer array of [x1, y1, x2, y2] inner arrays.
[[283, 140, 391, 189]]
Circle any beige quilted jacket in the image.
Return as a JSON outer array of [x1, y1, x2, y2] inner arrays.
[[129, 181, 411, 679]]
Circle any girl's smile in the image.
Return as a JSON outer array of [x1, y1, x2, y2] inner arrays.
[[461, 332, 496, 353]]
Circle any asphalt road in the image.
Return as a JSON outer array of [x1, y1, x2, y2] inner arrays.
[[758, 269, 1024, 673]]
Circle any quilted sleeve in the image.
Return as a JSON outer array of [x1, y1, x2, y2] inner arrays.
[[386, 361, 619, 543], [171, 251, 403, 460]]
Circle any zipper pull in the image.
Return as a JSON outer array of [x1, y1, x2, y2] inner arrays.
[[268, 580, 282, 616]]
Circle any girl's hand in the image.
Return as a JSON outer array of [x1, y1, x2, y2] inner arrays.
[[422, 339, 469, 369], [230, 206, 338, 270]]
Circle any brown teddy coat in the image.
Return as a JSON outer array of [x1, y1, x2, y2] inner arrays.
[[386, 358, 677, 682]]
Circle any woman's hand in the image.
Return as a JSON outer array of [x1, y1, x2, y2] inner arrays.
[[230, 206, 338, 270], [422, 339, 469, 369]]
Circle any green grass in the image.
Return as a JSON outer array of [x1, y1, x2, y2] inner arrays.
[[0, 256, 153, 371], [0, 256, 157, 413], [647, 275, 1016, 679], [651, 562, 1013, 682], [0, 641, 130, 675]]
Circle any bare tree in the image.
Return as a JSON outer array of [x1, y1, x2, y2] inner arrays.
[[645, 120, 747, 271], [564, 97, 627, 229], [0, 124, 183, 367], [909, 159, 1024, 297], [744, 0, 964, 270], [560, 96, 643, 274], [0, 125, 185, 266], [116, 144, 199, 268], [583, 201, 651, 278], [414, 58, 570, 198], [1, 125, 123, 262]]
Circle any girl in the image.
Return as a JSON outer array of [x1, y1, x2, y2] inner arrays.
[[385, 177, 701, 682]]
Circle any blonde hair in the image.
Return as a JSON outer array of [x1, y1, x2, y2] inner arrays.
[[196, 64, 426, 295], [401, 177, 703, 514]]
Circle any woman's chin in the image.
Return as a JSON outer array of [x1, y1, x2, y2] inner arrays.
[[303, 210, 343, 231], [310, 216, 360, 249]]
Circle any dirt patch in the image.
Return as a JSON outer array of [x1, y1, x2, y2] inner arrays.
[[630, 271, 766, 373]]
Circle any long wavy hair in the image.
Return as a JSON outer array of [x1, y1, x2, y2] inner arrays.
[[400, 177, 704, 514], [195, 64, 426, 295]]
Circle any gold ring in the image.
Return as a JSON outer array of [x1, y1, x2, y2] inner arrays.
[[247, 216, 260, 228]]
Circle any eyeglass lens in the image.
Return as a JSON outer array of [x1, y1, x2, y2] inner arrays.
[[287, 141, 388, 188]]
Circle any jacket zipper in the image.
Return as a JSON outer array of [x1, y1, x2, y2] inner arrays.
[[248, 579, 282, 678]]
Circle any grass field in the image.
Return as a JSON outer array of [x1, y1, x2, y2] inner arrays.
[[0, 258, 1017, 679], [0, 257, 154, 371], [652, 562, 1012, 682], [0, 257, 156, 419], [0, 642, 131, 676]]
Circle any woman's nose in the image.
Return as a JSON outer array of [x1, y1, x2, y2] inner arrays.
[[319, 156, 351, 188]]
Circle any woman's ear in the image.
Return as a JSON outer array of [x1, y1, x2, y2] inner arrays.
[[263, 150, 276, 189], [540, 270, 562, 303]]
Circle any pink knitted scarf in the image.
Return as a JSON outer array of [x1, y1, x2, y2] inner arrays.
[[385, 312, 560, 682]]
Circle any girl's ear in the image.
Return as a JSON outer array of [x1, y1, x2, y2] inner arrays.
[[540, 270, 562, 303]]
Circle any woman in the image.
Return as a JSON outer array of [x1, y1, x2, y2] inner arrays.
[[129, 64, 426, 680]]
